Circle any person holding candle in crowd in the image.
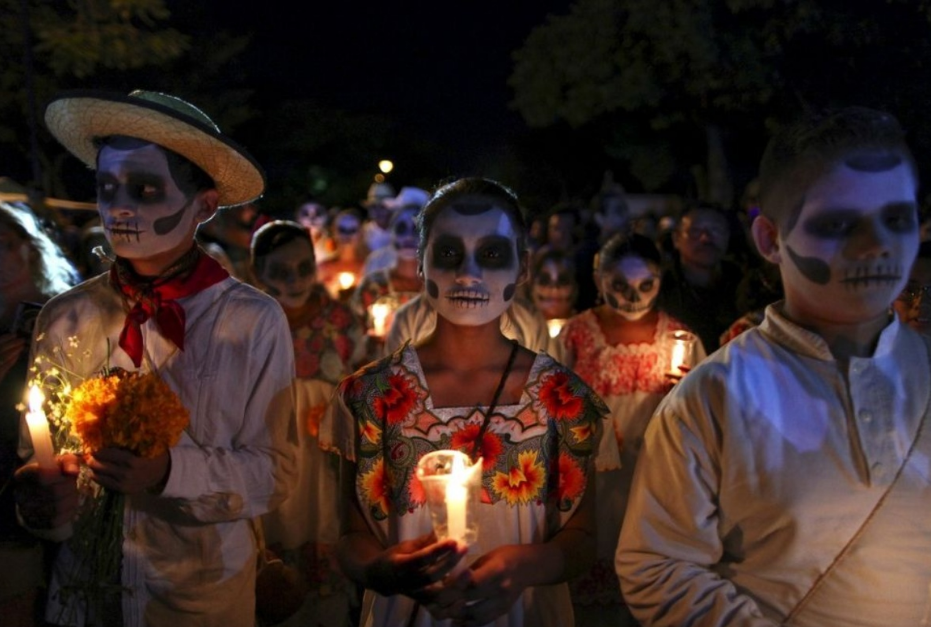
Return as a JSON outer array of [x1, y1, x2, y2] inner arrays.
[[353, 202, 424, 359], [250, 220, 363, 625], [617, 107, 930, 626], [14, 90, 297, 626], [317, 208, 367, 300], [320, 177, 607, 626], [0, 201, 79, 626], [556, 232, 700, 626]]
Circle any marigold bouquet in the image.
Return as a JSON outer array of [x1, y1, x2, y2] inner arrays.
[[29, 337, 190, 623]]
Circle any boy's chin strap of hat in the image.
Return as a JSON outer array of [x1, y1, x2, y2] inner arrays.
[[110, 246, 229, 367]]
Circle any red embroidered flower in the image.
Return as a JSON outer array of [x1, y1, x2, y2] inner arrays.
[[538, 371, 583, 421], [373, 372, 421, 425], [408, 471, 426, 510], [450, 423, 504, 470], [295, 346, 320, 379], [329, 305, 351, 329], [333, 335, 353, 362], [556, 452, 586, 504]]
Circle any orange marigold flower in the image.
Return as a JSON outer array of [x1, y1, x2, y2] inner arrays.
[[491, 450, 545, 505], [67, 371, 189, 458]]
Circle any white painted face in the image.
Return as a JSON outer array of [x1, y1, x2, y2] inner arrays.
[[392, 208, 419, 260], [532, 258, 575, 319], [257, 237, 317, 310], [423, 204, 522, 327], [96, 144, 208, 264], [296, 203, 328, 240], [600, 255, 661, 321], [778, 162, 919, 326]]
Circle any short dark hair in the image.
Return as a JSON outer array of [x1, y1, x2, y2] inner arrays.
[[417, 177, 528, 262], [596, 232, 662, 271], [94, 135, 215, 198], [758, 107, 917, 233], [250, 220, 313, 272]]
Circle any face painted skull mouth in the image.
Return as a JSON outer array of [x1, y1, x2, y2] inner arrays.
[[841, 265, 902, 289], [616, 302, 652, 313], [106, 222, 144, 239], [446, 289, 490, 308]]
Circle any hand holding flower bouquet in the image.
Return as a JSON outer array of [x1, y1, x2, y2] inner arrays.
[[30, 341, 190, 623]]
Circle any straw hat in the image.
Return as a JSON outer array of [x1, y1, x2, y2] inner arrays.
[[45, 90, 265, 208]]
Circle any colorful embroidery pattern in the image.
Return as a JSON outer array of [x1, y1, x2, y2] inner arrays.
[[292, 293, 360, 384], [562, 310, 691, 397], [336, 346, 606, 521]]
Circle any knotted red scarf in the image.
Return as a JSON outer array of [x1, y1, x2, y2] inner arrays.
[[110, 247, 229, 367]]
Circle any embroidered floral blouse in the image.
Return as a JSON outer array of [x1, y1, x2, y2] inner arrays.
[[320, 343, 607, 627]]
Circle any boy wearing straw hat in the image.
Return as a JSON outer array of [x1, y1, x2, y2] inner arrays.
[[617, 107, 930, 626], [16, 90, 297, 627]]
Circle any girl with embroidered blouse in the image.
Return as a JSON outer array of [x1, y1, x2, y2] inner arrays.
[[557, 233, 703, 626], [251, 220, 365, 625], [320, 177, 607, 627]]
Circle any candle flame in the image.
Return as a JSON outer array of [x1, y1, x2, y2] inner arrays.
[[338, 272, 356, 290], [28, 385, 44, 412]]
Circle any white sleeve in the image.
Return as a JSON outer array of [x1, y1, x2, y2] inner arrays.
[[616, 389, 778, 627]]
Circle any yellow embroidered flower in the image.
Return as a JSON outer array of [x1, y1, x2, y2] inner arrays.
[[360, 458, 389, 518], [491, 450, 545, 505]]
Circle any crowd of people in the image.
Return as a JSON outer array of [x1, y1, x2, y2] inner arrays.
[[0, 89, 929, 627]]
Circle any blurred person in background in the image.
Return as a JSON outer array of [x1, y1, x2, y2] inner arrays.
[[0, 201, 79, 627], [251, 221, 363, 626]]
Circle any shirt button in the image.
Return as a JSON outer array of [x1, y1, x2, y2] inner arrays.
[[860, 410, 873, 423], [851, 362, 864, 374]]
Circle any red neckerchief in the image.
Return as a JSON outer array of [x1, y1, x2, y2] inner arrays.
[[109, 247, 229, 367]]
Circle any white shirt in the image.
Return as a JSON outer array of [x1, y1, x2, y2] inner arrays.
[[22, 274, 298, 627], [616, 303, 931, 626]]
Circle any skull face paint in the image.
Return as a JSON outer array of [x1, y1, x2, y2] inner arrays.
[[532, 258, 576, 319], [97, 144, 205, 264], [600, 255, 661, 321], [392, 207, 419, 260], [423, 205, 521, 327], [779, 162, 919, 325], [257, 237, 317, 310]]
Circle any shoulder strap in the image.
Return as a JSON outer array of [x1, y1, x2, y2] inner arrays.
[[471, 339, 520, 461], [786, 336, 931, 621]]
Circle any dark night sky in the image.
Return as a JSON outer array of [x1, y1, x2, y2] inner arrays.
[[192, 1, 575, 180]]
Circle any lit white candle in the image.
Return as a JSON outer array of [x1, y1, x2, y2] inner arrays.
[[26, 386, 56, 469], [445, 454, 468, 544], [337, 271, 356, 291], [370, 302, 391, 338], [668, 331, 695, 376]]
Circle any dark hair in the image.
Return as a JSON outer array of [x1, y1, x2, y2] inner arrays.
[[417, 177, 528, 261], [94, 135, 215, 198], [596, 233, 662, 272], [919, 240, 931, 260], [250, 220, 313, 272], [758, 107, 917, 232]]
